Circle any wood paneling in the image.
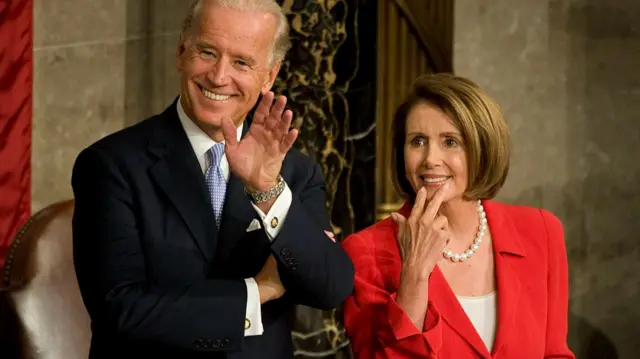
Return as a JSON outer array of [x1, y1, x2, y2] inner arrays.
[[375, 0, 454, 220]]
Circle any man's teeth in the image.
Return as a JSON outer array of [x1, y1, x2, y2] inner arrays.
[[202, 88, 230, 101], [423, 177, 449, 183]]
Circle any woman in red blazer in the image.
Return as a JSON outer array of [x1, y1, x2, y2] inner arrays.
[[341, 74, 575, 359]]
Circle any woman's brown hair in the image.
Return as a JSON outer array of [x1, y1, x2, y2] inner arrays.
[[391, 73, 511, 201]]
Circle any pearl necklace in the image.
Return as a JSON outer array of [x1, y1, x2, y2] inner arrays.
[[442, 200, 487, 262]]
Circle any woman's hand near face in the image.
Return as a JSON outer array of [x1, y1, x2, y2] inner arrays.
[[391, 183, 451, 330], [393, 183, 451, 279]]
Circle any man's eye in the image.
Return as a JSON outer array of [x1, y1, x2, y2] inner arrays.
[[200, 51, 215, 58]]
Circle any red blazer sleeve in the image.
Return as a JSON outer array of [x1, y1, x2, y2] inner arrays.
[[540, 210, 576, 359], [342, 232, 443, 358]]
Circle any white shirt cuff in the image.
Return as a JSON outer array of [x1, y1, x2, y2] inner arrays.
[[244, 278, 264, 336], [250, 183, 292, 241]]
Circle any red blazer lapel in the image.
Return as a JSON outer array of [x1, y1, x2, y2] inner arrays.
[[429, 267, 492, 358], [483, 200, 527, 356]]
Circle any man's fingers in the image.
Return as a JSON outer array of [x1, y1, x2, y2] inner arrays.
[[324, 230, 336, 243], [276, 109, 294, 138], [254, 91, 275, 123], [277, 109, 293, 140], [265, 95, 287, 130], [265, 254, 278, 270], [280, 128, 298, 152]]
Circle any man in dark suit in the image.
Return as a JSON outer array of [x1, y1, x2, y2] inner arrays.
[[70, 0, 354, 358]]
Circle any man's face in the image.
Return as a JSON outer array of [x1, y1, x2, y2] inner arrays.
[[176, 3, 281, 139]]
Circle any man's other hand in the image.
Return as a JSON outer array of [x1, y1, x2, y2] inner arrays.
[[325, 230, 336, 243], [254, 255, 285, 304]]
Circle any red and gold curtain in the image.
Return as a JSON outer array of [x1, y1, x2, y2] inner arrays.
[[0, 0, 33, 267]]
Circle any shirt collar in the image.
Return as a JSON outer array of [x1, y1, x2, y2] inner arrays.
[[176, 96, 243, 173]]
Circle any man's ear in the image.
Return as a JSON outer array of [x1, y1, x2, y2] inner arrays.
[[261, 61, 282, 94], [176, 39, 187, 71]]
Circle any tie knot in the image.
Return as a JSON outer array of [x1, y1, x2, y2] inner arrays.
[[207, 143, 225, 168]]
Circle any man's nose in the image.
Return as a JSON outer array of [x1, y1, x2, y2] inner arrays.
[[208, 59, 231, 86]]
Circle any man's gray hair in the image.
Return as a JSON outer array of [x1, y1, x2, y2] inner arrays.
[[180, 0, 291, 66]]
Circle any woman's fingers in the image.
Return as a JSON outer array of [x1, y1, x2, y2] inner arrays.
[[422, 182, 450, 221], [409, 187, 427, 223]]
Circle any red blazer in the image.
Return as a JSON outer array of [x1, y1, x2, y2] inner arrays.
[[342, 200, 575, 359]]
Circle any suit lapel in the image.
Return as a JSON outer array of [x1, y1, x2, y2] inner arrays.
[[147, 101, 218, 263], [484, 200, 526, 356], [214, 173, 257, 264]]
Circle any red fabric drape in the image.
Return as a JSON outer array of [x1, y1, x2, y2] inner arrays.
[[0, 0, 33, 267]]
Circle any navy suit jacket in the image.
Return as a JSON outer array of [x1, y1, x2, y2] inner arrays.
[[71, 100, 354, 358]]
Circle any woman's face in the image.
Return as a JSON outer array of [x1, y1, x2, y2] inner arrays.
[[404, 102, 468, 202]]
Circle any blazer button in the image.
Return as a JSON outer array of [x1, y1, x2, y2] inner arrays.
[[194, 339, 204, 349], [212, 339, 221, 348], [204, 339, 212, 348], [222, 338, 230, 346], [280, 248, 290, 257], [270, 217, 279, 228], [244, 318, 251, 330]]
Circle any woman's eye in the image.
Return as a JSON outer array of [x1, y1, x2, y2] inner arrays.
[[409, 137, 425, 147], [445, 137, 459, 147]]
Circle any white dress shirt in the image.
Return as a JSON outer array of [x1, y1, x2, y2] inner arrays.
[[176, 98, 293, 336]]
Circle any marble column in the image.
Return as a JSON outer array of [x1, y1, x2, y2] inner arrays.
[[274, 0, 377, 357]]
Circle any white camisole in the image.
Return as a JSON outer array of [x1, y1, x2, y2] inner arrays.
[[456, 292, 498, 352]]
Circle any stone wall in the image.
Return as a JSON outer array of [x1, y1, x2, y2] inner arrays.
[[455, 0, 640, 357], [32, 0, 189, 211]]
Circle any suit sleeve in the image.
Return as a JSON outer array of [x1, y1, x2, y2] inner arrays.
[[268, 163, 354, 309], [540, 209, 576, 359], [341, 233, 443, 358], [72, 147, 246, 352]]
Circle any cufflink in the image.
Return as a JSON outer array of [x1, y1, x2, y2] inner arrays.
[[244, 318, 251, 330], [270, 217, 279, 228]]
